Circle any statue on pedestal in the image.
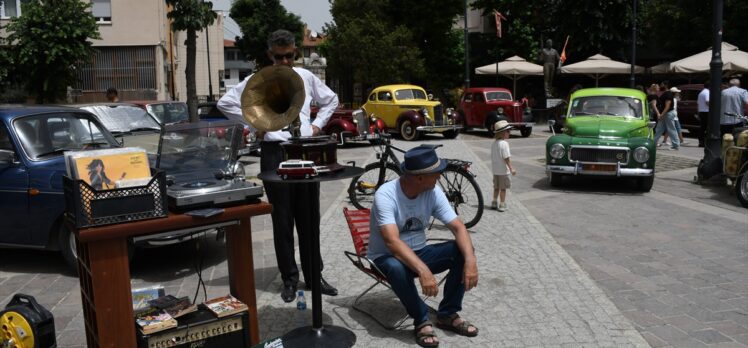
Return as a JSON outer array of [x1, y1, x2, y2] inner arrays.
[[539, 39, 560, 97]]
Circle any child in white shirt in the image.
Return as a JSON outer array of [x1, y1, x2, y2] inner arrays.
[[490, 120, 517, 211]]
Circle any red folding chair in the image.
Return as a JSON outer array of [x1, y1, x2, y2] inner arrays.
[[343, 207, 445, 330]]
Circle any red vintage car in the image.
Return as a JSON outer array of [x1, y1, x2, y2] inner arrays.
[[312, 106, 385, 145], [457, 87, 534, 137]]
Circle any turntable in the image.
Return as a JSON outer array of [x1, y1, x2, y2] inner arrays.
[[157, 121, 263, 211]]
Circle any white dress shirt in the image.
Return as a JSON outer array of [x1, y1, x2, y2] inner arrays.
[[217, 67, 339, 141]]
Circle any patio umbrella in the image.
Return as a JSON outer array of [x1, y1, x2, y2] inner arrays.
[[475, 55, 543, 97], [669, 42, 748, 74], [559, 54, 644, 86], [649, 62, 671, 74]]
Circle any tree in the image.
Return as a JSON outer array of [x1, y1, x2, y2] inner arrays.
[[323, 0, 465, 104], [166, 0, 217, 122], [4, 0, 100, 104], [230, 0, 304, 68]]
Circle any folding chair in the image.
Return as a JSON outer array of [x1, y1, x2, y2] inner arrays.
[[343, 207, 446, 330]]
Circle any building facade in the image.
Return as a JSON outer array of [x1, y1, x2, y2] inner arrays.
[[0, 0, 224, 103]]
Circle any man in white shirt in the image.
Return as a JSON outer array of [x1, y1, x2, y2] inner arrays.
[[218, 29, 339, 303], [696, 81, 709, 147], [720, 78, 748, 126]]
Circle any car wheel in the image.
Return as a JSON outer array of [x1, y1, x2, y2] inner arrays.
[[282, 174, 288, 180], [637, 175, 654, 192], [549, 172, 563, 187], [443, 130, 459, 139], [400, 120, 419, 141], [520, 127, 532, 137], [736, 172, 748, 208], [304, 173, 310, 179], [59, 223, 78, 273]]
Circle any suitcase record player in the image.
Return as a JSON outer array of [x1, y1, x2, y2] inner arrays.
[[157, 121, 263, 211]]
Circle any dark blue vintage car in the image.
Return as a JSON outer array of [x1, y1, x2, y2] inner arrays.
[[0, 105, 123, 270]]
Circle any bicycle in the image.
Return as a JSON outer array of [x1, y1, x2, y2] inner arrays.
[[348, 133, 484, 228]]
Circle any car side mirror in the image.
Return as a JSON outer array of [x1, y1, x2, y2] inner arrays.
[[647, 121, 656, 129], [0, 149, 16, 166]]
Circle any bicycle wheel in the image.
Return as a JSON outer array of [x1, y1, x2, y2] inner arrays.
[[348, 162, 402, 210], [438, 168, 483, 228]]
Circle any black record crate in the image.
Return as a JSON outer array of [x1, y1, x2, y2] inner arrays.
[[64, 169, 168, 228]]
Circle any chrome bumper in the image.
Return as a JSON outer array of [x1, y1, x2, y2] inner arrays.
[[416, 125, 463, 132], [546, 163, 653, 177], [508, 122, 535, 128]]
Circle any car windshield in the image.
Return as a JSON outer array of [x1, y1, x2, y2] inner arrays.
[[569, 96, 643, 118], [157, 122, 240, 173], [394, 89, 427, 101], [80, 105, 161, 133], [485, 91, 512, 101], [13, 113, 119, 160], [146, 102, 189, 125]]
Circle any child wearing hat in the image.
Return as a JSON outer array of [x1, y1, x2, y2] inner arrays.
[[490, 120, 517, 211]]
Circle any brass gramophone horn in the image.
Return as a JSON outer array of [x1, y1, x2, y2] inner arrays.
[[241, 65, 305, 132]]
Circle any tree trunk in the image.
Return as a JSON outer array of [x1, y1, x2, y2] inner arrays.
[[186, 28, 198, 123]]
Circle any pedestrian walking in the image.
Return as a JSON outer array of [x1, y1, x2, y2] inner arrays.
[[654, 81, 680, 150], [697, 81, 710, 147], [490, 120, 517, 212]]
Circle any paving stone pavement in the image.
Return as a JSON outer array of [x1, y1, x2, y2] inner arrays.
[[0, 136, 652, 347]]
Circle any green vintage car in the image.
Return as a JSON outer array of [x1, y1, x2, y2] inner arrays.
[[545, 88, 657, 191]]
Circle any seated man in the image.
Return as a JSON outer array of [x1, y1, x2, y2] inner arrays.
[[367, 146, 479, 347]]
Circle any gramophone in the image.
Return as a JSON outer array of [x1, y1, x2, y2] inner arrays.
[[241, 66, 342, 172]]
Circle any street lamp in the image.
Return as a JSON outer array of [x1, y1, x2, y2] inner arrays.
[[630, 0, 637, 88], [198, 0, 214, 102]]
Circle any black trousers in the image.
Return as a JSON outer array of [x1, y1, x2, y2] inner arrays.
[[699, 111, 709, 146], [260, 141, 322, 287]]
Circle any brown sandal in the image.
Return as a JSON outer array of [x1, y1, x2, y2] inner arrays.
[[414, 321, 439, 347], [435, 313, 478, 337]]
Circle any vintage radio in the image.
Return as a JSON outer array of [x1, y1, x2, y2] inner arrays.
[[136, 308, 249, 348]]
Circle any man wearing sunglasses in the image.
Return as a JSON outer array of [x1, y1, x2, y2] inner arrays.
[[218, 29, 339, 303]]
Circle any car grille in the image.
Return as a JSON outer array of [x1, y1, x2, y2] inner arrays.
[[433, 105, 443, 124], [569, 146, 629, 164], [353, 110, 368, 135]]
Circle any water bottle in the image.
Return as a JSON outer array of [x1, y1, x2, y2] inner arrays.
[[296, 290, 306, 310]]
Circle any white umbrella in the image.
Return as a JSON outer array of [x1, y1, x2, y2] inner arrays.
[[670, 42, 748, 74], [559, 54, 645, 86], [475, 55, 543, 97]]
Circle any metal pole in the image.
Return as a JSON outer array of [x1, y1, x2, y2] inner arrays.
[[206, 25, 214, 102], [463, 0, 470, 88], [630, 0, 637, 88], [496, 45, 499, 86], [705, 0, 723, 164]]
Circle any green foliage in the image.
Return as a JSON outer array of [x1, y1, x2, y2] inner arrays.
[[4, 0, 100, 103], [640, 0, 748, 59], [166, 0, 217, 31], [230, 0, 304, 68], [324, 0, 463, 99]]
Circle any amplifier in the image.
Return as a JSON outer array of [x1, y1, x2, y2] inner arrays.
[[137, 308, 249, 348]]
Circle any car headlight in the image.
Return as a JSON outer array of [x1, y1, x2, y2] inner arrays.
[[420, 107, 429, 118], [633, 146, 650, 163], [549, 143, 565, 159]]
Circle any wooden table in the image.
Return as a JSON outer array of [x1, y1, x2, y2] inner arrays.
[[74, 202, 272, 348]]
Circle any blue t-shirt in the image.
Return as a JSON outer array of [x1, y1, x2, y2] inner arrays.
[[367, 178, 458, 261]]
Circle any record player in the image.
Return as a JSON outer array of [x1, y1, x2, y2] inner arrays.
[[157, 121, 263, 211]]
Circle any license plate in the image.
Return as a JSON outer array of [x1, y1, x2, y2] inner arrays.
[[583, 164, 616, 171]]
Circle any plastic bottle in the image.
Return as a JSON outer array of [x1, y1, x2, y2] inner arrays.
[[296, 290, 306, 310]]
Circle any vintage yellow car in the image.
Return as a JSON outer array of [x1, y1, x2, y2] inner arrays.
[[361, 84, 461, 140]]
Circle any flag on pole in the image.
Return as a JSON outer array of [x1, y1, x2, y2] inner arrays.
[[560, 35, 570, 65], [493, 10, 506, 38]]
